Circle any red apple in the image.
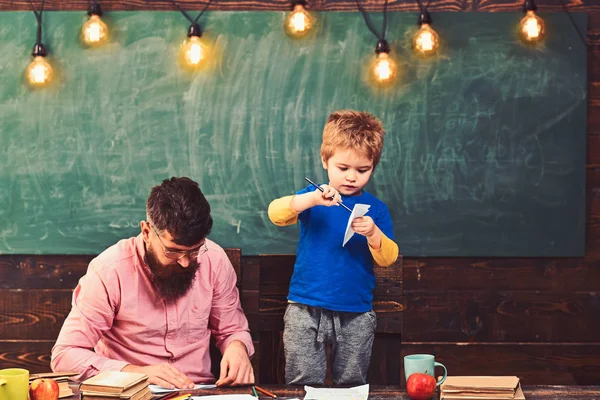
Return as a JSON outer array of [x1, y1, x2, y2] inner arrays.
[[407, 372, 437, 400], [29, 378, 59, 400]]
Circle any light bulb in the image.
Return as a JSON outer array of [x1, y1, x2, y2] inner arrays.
[[26, 55, 53, 87], [413, 23, 439, 56], [285, 4, 314, 38], [82, 14, 109, 46], [519, 10, 545, 43], [371, 52, 397, 86], [180, 35, 206, 68]]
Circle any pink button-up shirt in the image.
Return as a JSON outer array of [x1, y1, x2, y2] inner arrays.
[[51, 234, 254, 383]]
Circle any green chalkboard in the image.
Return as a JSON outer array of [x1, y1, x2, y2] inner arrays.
[[0, 11, 587, 256]]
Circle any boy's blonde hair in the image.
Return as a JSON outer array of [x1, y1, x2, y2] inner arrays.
[[320, 110, 386, 168]]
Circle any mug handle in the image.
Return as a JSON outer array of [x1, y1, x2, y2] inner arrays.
[[0, 378, 6, 386], [435, 362, 447, 386]]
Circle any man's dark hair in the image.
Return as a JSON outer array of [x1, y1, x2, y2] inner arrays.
[[146, 177, 213, 246]]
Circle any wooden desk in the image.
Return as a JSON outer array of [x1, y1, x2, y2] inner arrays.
[[68, 384, 600, 399]]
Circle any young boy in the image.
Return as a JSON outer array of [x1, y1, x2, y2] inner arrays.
[[268, 110, 399, 385]]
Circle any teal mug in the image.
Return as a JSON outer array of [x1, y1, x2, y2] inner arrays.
[[404, 354, 447, 386]]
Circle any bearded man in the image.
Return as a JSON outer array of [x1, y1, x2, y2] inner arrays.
[[51, 177, 254, 389]]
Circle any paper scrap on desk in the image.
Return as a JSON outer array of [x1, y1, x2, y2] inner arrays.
[[190, 395, 257, 400], [149, 383, 216, 393], [304, 384, 369, 400], [343, 204, 371, 246]]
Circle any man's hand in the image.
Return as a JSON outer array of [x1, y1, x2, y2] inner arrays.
[[215, 340, 254, 387], [122, 363, 194, 390]]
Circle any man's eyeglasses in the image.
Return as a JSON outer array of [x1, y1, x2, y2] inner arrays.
[[150, 224, 207, 260]]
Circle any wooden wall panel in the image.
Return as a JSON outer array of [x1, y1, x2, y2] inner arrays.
[[0, 249, 241, 289], [400, 344, 600, 385], [0, 290, 72, 340], [403, 290, 600, 342], [0, 255, 93, 290], [0, 342, 55, 373], [403, 258, 600, 292]]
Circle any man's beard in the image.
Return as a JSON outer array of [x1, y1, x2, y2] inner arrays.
[[145, 245, 200, 302]]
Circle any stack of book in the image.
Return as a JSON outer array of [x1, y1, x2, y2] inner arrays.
[[29, 372, 78, 398], [58, 381, 74, 399], [440, 376, 525, 400], [80, 371, 152, 400]]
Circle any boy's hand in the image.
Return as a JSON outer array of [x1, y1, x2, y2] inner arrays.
[[312, 184, 341, 207], [351, 216, 377, 238]]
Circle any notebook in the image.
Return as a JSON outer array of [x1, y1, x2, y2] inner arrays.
[[58, 381, 74, 399], [80, 371, 148, 394], [82, 386, 152, 400], [441, 376, 525, 400]]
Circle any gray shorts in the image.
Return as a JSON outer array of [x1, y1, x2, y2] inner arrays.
[[283, 302, 376, 385]]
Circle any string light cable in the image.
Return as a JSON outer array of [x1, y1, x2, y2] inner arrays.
[[168, 0, 215, 69], [25, 0, 54, 87], [356, 0, 398, 86]]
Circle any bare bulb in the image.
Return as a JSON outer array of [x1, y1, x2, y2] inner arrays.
[[413, 23, 439, 56], [82, 14, 109, 46], [371, 52, 398, 86], [26, 56, 53, 87], [180, 36, 206, 69], [519, 10, 545, 43], [285, 4, 314, 38]]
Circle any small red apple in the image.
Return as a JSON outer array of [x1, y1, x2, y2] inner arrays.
[[407, 372, 437, 400], [29, 378, 59, 400]]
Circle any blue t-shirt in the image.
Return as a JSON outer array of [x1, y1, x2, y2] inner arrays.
[[288, 185, 395, 312]]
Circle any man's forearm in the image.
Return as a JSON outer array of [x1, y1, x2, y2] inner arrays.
[[216, 334, 255, 358], [51, 344, 129, 381]]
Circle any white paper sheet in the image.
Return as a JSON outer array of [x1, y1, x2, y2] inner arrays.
[[149, 383, 216, 393], [343, 204, 371, 246], [304, 384, 369, 400]]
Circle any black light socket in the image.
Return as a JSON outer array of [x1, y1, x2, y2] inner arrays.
[[524, 0, 537, 12], [418, 10, 432, 25], [31, 43, 47, 57], [88, 2, 103, 17], [291, 0, 307, 8], [375, 38, 390, 54], [187, 23, 202, 38]]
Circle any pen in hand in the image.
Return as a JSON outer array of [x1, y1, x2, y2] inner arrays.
[[304, 177, 352, 213]]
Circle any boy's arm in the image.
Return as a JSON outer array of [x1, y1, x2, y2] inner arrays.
[[351, 203, 399, 267], [290, 192, 320, 213], [268, 186, 341, 226], [368, 231, 399, 267], [268, 196, 299, 226]]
